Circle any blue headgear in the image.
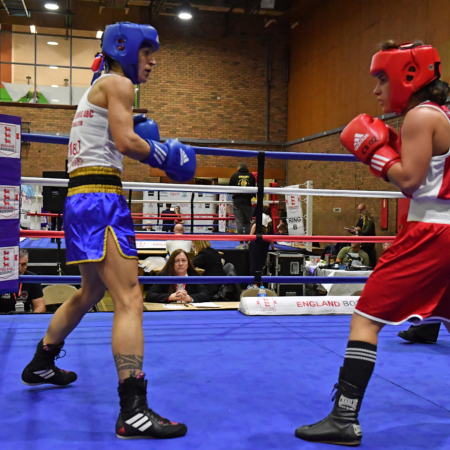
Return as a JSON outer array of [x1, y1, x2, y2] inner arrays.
[[101, 22, 160, 85]]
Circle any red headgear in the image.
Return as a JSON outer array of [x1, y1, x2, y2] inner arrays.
[[370, 43, 441, 114]]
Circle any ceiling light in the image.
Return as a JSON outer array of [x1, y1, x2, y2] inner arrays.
[[52, 99, 59, 102], [45, 3, 59, 10], [47, 41, 58, 46], [49, 66, 58, 69], [30, 25, 36, 34], [51, 85, 59, 87], [178, 2, 193, 20], [96, 31, 103, 39]]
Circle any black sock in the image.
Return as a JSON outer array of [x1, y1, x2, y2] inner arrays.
[[342, 340, 377, 390]]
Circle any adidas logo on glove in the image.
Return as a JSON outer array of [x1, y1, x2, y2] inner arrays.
[[353, 133, 369, 151], [180, 148, 190, 166]]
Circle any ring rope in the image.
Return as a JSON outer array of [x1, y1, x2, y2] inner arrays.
[[20, 230, 395, 242], [21, 176, 405, 199], [20, 275, 369, 285], [22, 133, 358, 162]]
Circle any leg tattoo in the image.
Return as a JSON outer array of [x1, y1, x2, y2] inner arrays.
[[114, 354, 143, 378]]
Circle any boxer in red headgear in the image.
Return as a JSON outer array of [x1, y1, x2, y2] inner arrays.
[[296, 41, 450, 446]]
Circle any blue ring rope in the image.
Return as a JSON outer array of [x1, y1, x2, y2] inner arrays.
[[21, 133, 357, 162], [20, 275, 369, 284]]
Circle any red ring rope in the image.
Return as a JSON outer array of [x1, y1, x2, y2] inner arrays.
[[20, 230, 395, 242]]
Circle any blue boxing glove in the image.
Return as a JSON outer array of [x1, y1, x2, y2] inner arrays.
[[133, 114, 160, 141], [163, 139, 196, 182], [135, 115, 196, 182]]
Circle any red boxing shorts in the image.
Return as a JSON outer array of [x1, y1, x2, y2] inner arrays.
[[355, 221, 450, 325]]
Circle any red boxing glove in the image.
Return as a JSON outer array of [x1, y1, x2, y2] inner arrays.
[[386, 125, 400, 153], [369, 146, 401, 180], [340, 114, 401, 181]]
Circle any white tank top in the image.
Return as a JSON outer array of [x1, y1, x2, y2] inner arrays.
[[67, 74, 123, 174], [407, 102, 450, 224]]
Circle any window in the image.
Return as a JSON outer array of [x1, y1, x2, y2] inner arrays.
[[0, 26, 138, 106]]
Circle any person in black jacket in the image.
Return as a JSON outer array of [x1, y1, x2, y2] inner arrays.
[[145, 249, 209, 303], [192, 240, 226, 297], [229, 163, 256, 249]]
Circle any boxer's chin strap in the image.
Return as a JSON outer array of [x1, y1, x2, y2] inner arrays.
[[91, 52, 105, 85]]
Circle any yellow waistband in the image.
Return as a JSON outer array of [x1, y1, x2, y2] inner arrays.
[[67, 185, 125, 197], [69, 167, 121, 178]]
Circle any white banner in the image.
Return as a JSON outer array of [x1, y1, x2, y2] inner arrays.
[[0, 123, 21, 158], [0, 246, 19, 281], [0, 186, 20, 220], [218, 193, 227, 232], [285, 186, 304, 235], [239, 296, 359, 316], [142, 191, 217, 232]]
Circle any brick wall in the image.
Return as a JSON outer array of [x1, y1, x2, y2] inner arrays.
[[0, 14, 288, 184]]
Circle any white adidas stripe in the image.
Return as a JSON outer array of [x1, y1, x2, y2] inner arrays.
[[139, 422, 152, 432], [125, 413, 153, 431], [372, 154, 390, 162], [34, 369, 55, 379], [126, 413, 143, 425], [180, 149, 189, 165], [133, 417, 149, 428]]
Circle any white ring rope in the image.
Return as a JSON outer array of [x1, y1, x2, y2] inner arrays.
[[22, 177, 405, 199]]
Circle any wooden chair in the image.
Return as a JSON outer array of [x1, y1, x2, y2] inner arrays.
[[240, 287, 277, 299], [43, 284, 78, 307]]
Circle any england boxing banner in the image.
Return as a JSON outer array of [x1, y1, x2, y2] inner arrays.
[[285, 186, 304, 235], [238, 296, 359, 316], [0, 114, 21, 294]]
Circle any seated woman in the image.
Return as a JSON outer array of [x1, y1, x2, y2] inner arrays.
[[145, 249, 209, 303], [192, 240, 226, 297]]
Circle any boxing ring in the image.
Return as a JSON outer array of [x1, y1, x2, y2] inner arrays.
[[1, 130, 450, 449]]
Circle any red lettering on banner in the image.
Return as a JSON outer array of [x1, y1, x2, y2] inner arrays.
[[296, 301, 342, 308], [4, 127, 11, 132]]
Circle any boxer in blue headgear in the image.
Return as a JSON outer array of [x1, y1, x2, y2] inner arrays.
[[21, 21, 190, 441], [101, 22, 160, 85]]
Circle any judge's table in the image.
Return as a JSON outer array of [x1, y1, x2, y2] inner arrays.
[[307, 265, 372, 296], [144, 301, 240, 311]]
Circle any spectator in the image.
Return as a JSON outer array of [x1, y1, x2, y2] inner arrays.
[[165, 224, 193, 255], [173, 206, 184, 225], [277, 223, 288, 235], [336, 242, 370, 266], [345, 203, 366, 235], [229, 162, 256, 249], [0, 249, 45, 313], [161, 203, 175, 232], [356, 210, 376, 266], [145, 249, 209, 303], [248, 209, 274, 277], [192, 240, 226, 298]]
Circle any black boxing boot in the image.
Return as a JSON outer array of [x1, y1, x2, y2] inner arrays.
[[116, 373, 187, 440], [22, 339, 77, 386], [295, 368, 364, 446]]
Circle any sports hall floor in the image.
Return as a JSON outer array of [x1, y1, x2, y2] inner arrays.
[[1, 311, 449, 450]]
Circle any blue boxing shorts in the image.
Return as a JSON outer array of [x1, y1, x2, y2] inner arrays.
[[64, 167, 138, 265]]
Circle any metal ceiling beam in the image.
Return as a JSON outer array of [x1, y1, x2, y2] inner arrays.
[[152, 0, 166, 22], [1, 0, 30, 16]]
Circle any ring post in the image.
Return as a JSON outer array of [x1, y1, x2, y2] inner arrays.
[[190, 192, 195, 234], [253, 151, 266, 286]]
